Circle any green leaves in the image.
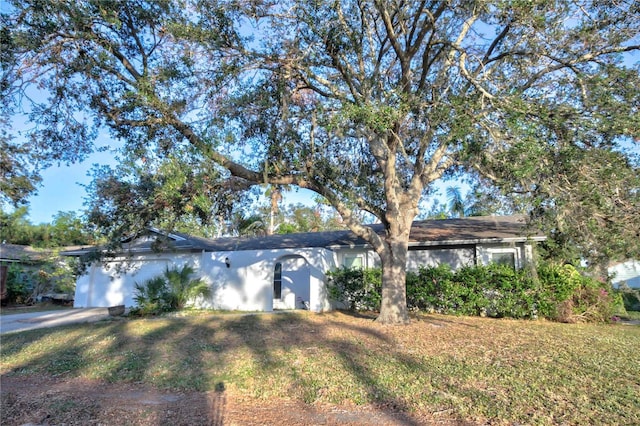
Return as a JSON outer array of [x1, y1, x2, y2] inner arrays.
[[331, 263, 619, 322], [338, 102, 405, 135], [5, 0, 640, 323], [132, 264, 211, 315], [83, 152, 250, 240]]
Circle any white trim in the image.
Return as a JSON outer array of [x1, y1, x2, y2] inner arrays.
[[147, 227, 187, 241], [343, 253, 365, 269], [485, 247, 520, 269]]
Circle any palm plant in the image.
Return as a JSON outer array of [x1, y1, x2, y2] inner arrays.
[[133, 276, 168, 315], [446, 186, 466, 218], [163, 265, 211, 310], [133, 265, 211, 314]]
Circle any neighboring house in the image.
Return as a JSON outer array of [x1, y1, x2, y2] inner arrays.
[[0, 244, 51, 304], [65, 215, 545, 312], [609, 260, 640, 289]]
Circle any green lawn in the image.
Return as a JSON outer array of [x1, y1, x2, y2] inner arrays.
[[1, 311, 639, 425]]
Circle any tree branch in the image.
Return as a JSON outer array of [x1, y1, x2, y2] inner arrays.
[[521, 45, 640, 91]]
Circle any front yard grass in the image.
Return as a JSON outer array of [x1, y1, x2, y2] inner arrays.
[[1, 311, 639, 425]]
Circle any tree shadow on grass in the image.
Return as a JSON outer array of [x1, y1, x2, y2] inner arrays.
[[412, 313, 480, 328], [218, 311, 441, 425], [1, 311, 475, 425], [1, 318, 216, 425]]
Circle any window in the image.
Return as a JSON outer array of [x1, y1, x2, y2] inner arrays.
[[343, 255, 364, 269], [273, 262, 282, 299], [490, 251, 516, 268]]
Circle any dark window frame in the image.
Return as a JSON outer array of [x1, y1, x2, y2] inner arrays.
[[273, 262, 282, 299]]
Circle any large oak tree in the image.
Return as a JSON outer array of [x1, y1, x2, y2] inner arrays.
[[3, 0, 639, 323]]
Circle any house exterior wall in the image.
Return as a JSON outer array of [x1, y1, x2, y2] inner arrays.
[[274, 256, 310, 310], [609, 260, 640, 288], [197, 250, 273, 312], [407, 246, 476, 270], [332, 241, 532, 272], [73, 252, 198, 308], [197, 248, 335, 312], [73, 239, 537, 312], [74, 247, 336, 313]]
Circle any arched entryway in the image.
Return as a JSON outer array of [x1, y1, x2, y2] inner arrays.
[[272, 255, 311, 310]]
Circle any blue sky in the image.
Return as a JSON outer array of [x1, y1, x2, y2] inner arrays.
[[9, 107, 121, 224], [26, 151, 115, 224], [25, 161, 322, 224], [21, 142, 322, 225]]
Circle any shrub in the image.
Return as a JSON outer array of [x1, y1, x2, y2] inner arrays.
[[3, 255, 77, 305], [133, 276, 170, 316], [482, 264, 538, 319], [328, 262, 619, 322], [616, 283, 640, 312], [410, 264, 538, 318], [327, 267, 381, 311], [131, 265, 211, 316], [407, 264, 452, 312], [5, 264, 31, 304], [163, 265, 211, 310], [537, 263, 618, 323]]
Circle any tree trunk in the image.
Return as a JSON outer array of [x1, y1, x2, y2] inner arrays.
[[375, 237, 410, 325]]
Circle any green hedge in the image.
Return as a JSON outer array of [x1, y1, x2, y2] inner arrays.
[[327, 267, 381, 311], [328, 263, 621, 322], [616, 283, 640, 312]]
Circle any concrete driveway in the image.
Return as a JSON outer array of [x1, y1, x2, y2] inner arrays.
[[0, 308, 112, 335]]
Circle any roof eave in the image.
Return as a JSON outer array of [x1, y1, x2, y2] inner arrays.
[[326, 243, 371, 250], [408, 236, 547, 247], [326, 236, 546, 251], [62, 245, 201, 257]]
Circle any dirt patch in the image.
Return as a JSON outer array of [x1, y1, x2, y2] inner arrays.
[[0, 374, 468, 425]]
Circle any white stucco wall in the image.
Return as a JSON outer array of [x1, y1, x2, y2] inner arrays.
[[609, 260, 640, 289], [196, 248, 335, 312], [274, 256, 310, 310], [196, 250, 272, 311], [73, 252, 199, 308], [73, 240, 537, 311], [74, 247, 337, 312], [407, 247, 476, 271]]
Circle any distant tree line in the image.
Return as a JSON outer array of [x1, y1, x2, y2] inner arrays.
[[0, 207, 94, 247], [0, 201, 346, 247]]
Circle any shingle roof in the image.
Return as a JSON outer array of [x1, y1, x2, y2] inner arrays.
[[62, 215, 544, 256], [0, 244, 51, 262], [405, 215, 544, 246]]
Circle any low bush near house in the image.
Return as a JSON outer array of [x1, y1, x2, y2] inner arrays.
[[537, 263, 621, 323], [405, 264, 455, 312], [130, 265, 211, 316], [328, 262, 619, 322], [327, 267, 381, 311], [616, 283, 640, 312], [405, 264, 540, 319], [4, 264, 31, 304], [3, 257, 77, 305]]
